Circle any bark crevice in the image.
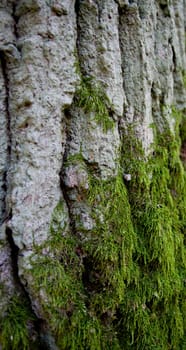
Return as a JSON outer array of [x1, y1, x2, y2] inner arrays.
[[5, 226, 41, 345], [0, 53, 11, 225]]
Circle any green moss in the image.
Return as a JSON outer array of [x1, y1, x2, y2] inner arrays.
[[75, 76, 115, 132], [30, 107, 185, 349], [85, 171, 138, 309], [0, 296, 33, 350], [64, 152, 85, 167], [31, 202, 84, 344], [30, 202, 102, 349], [118, 107, 186, 349], [73, 49, 115, 132], [30, 175, 137, 349]]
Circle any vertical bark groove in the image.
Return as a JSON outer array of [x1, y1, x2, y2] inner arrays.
[[0, 54, 11, 224]]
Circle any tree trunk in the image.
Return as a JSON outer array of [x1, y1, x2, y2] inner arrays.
[[0, 0, 186, 349]]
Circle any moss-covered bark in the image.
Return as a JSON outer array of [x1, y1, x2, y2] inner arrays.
[[5, 108, 183, 350], [0, 0, 186, 349]]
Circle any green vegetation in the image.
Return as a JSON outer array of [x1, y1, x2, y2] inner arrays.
[[31, 201, 87, 348], [119, 108, 186, 349], [85, 171, 138, 311], [180, 116, 186, 144], [75, 76, 115, 132], [73, 55, 114, 132], [31, 176, 137, 349], [27, 107, 185, 349], [0, 296, 33, 350]]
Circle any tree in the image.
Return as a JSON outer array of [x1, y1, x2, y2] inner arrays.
[[0, 0, 186, 349]]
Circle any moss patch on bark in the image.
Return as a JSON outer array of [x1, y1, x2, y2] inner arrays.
[[119, 108, 186, 349], [26, 108, 185, 349], [75, 76, 115, 132], [0, 295, 35, 350]]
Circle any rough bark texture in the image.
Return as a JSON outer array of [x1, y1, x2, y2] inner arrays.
[[0, 0, 186, 349]]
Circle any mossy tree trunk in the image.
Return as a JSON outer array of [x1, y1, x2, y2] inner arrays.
[[0, 0, 186, 349]]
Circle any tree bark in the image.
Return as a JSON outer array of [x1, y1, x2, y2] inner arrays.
[[0, 0, 186, 349]]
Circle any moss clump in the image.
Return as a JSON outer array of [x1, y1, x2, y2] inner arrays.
[[180, 117, 186, 145], [0, 296, 34, 350], [85, 171, 138, 309], [79, 171, 138, 348], [31, 177, 137, 349], [75, 76, 115, 132], [30, 107, 185, 349], [119, 108, 186, 349], [31, 202, 104, 349], [31, 202, 86, 348]]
